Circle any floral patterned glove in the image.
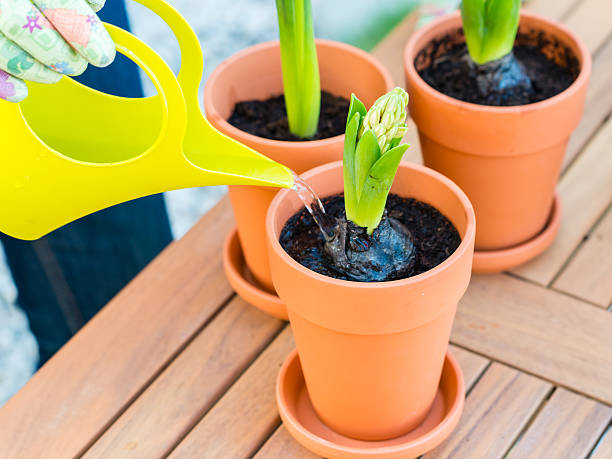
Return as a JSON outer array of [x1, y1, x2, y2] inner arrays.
[[0, 0, 115, 102]]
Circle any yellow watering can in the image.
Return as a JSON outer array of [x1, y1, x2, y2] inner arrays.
[[0, 0, 294, 240]]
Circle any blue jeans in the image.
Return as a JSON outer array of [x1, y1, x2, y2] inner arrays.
[[0, 1, 173, 365]]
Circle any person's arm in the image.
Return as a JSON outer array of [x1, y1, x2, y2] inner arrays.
[[0, 0, 115, 102]]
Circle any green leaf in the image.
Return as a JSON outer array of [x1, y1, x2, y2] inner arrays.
[[276, 0, 321, 138], [343, 112, 361, 222], [481, 0, 520, 63], [461, 0, 485, 63], [346, 93, 367, 130], [388, 136, 402, 151], [461, 0, 520, 64], [354, 130, 381, 205], [354, 144, 409, 234]]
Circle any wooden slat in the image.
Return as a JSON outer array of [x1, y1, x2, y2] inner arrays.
[[254, 427, 319, 459], [553, 207, 612, 307], [254, 344, 489, 458], [84, 297, 283, 458], [0, 198, 235, 459], [512, 117, 612, 285], [452, 274, 612, 404], [507, 388, 612, 459], [591, 428, 612, 459], [564, 35, 612, 170], [168, 327, 294, 458], [526, 0, 581, 21], [564, 0, 612, 55], [426, 363, 551, 458]]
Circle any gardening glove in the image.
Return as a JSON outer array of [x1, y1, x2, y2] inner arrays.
[[0, 0, 115, 103]]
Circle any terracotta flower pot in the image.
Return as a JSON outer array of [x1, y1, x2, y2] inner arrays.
[[266, 161, 476, 440], [205, 39, 393, 293], [404, 11, 590, 258]]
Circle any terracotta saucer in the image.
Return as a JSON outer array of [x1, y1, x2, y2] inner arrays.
[[223, 228, 288, 320], [276, 349, 465, 459], [472, 192, 562, 274]]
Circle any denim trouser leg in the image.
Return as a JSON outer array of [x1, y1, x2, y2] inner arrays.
[[0, 0, 173, 365]]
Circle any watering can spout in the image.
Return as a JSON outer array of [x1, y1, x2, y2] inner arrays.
[[0, 0, 296, 241], [176, 5, 295, 190], [189, 136, 296, 189], [182, 100, 295, 190]]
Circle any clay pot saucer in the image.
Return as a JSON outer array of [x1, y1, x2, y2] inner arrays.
[[277, 349, 465, 459], [223, 228, 288, 320]]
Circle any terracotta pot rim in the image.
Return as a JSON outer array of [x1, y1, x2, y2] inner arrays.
[[404, 10, 592, 115], [204, 38, 394, 150], [266, 160, 476, 289]]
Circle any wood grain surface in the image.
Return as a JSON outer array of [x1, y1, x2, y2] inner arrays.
[[167, 327, 294, 458], [507, 388, 612, 459], [553, 206, 612, 308], [453, 274, 612, 404], [425, 363, 551, 458], [85, 297, 283, 458]]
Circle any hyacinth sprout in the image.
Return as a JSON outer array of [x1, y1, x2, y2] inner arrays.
[[461, 0, 521, 65], [343, 88, 410, 234], [460, 0, 531, 98], [276, 0, 321, 138]]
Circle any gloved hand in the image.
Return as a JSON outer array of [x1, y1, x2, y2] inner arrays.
[[0, 0, 116, 102]]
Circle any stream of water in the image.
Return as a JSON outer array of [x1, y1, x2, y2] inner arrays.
[[291, 172, 337, 241]]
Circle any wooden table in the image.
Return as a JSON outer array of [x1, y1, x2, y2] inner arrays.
[[1, 0, 611, 457]]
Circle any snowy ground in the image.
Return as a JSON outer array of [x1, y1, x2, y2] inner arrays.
[[0, 0, 420, 404]]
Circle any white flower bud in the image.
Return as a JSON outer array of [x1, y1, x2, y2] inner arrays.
[[374, 124, 386, 138], [381, 112, 394, 129], [385, 97, 397, 115], [358, 87, 409, 153], [377, 134, 387, 152]]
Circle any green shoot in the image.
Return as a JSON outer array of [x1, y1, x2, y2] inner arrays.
[[343, 88, 410, 234], [461, 0, 521, 65], [276, 0, 321, 138]]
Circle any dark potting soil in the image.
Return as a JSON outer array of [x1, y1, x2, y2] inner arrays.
[[416, 29, 579, 106], [279, 194, 462, 282], [227, 91, 349, 141]]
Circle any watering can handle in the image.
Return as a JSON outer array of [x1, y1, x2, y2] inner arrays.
[[100, 0, 207, 145], [131, 0, 204, 100], [94, 0, 202, 150]]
